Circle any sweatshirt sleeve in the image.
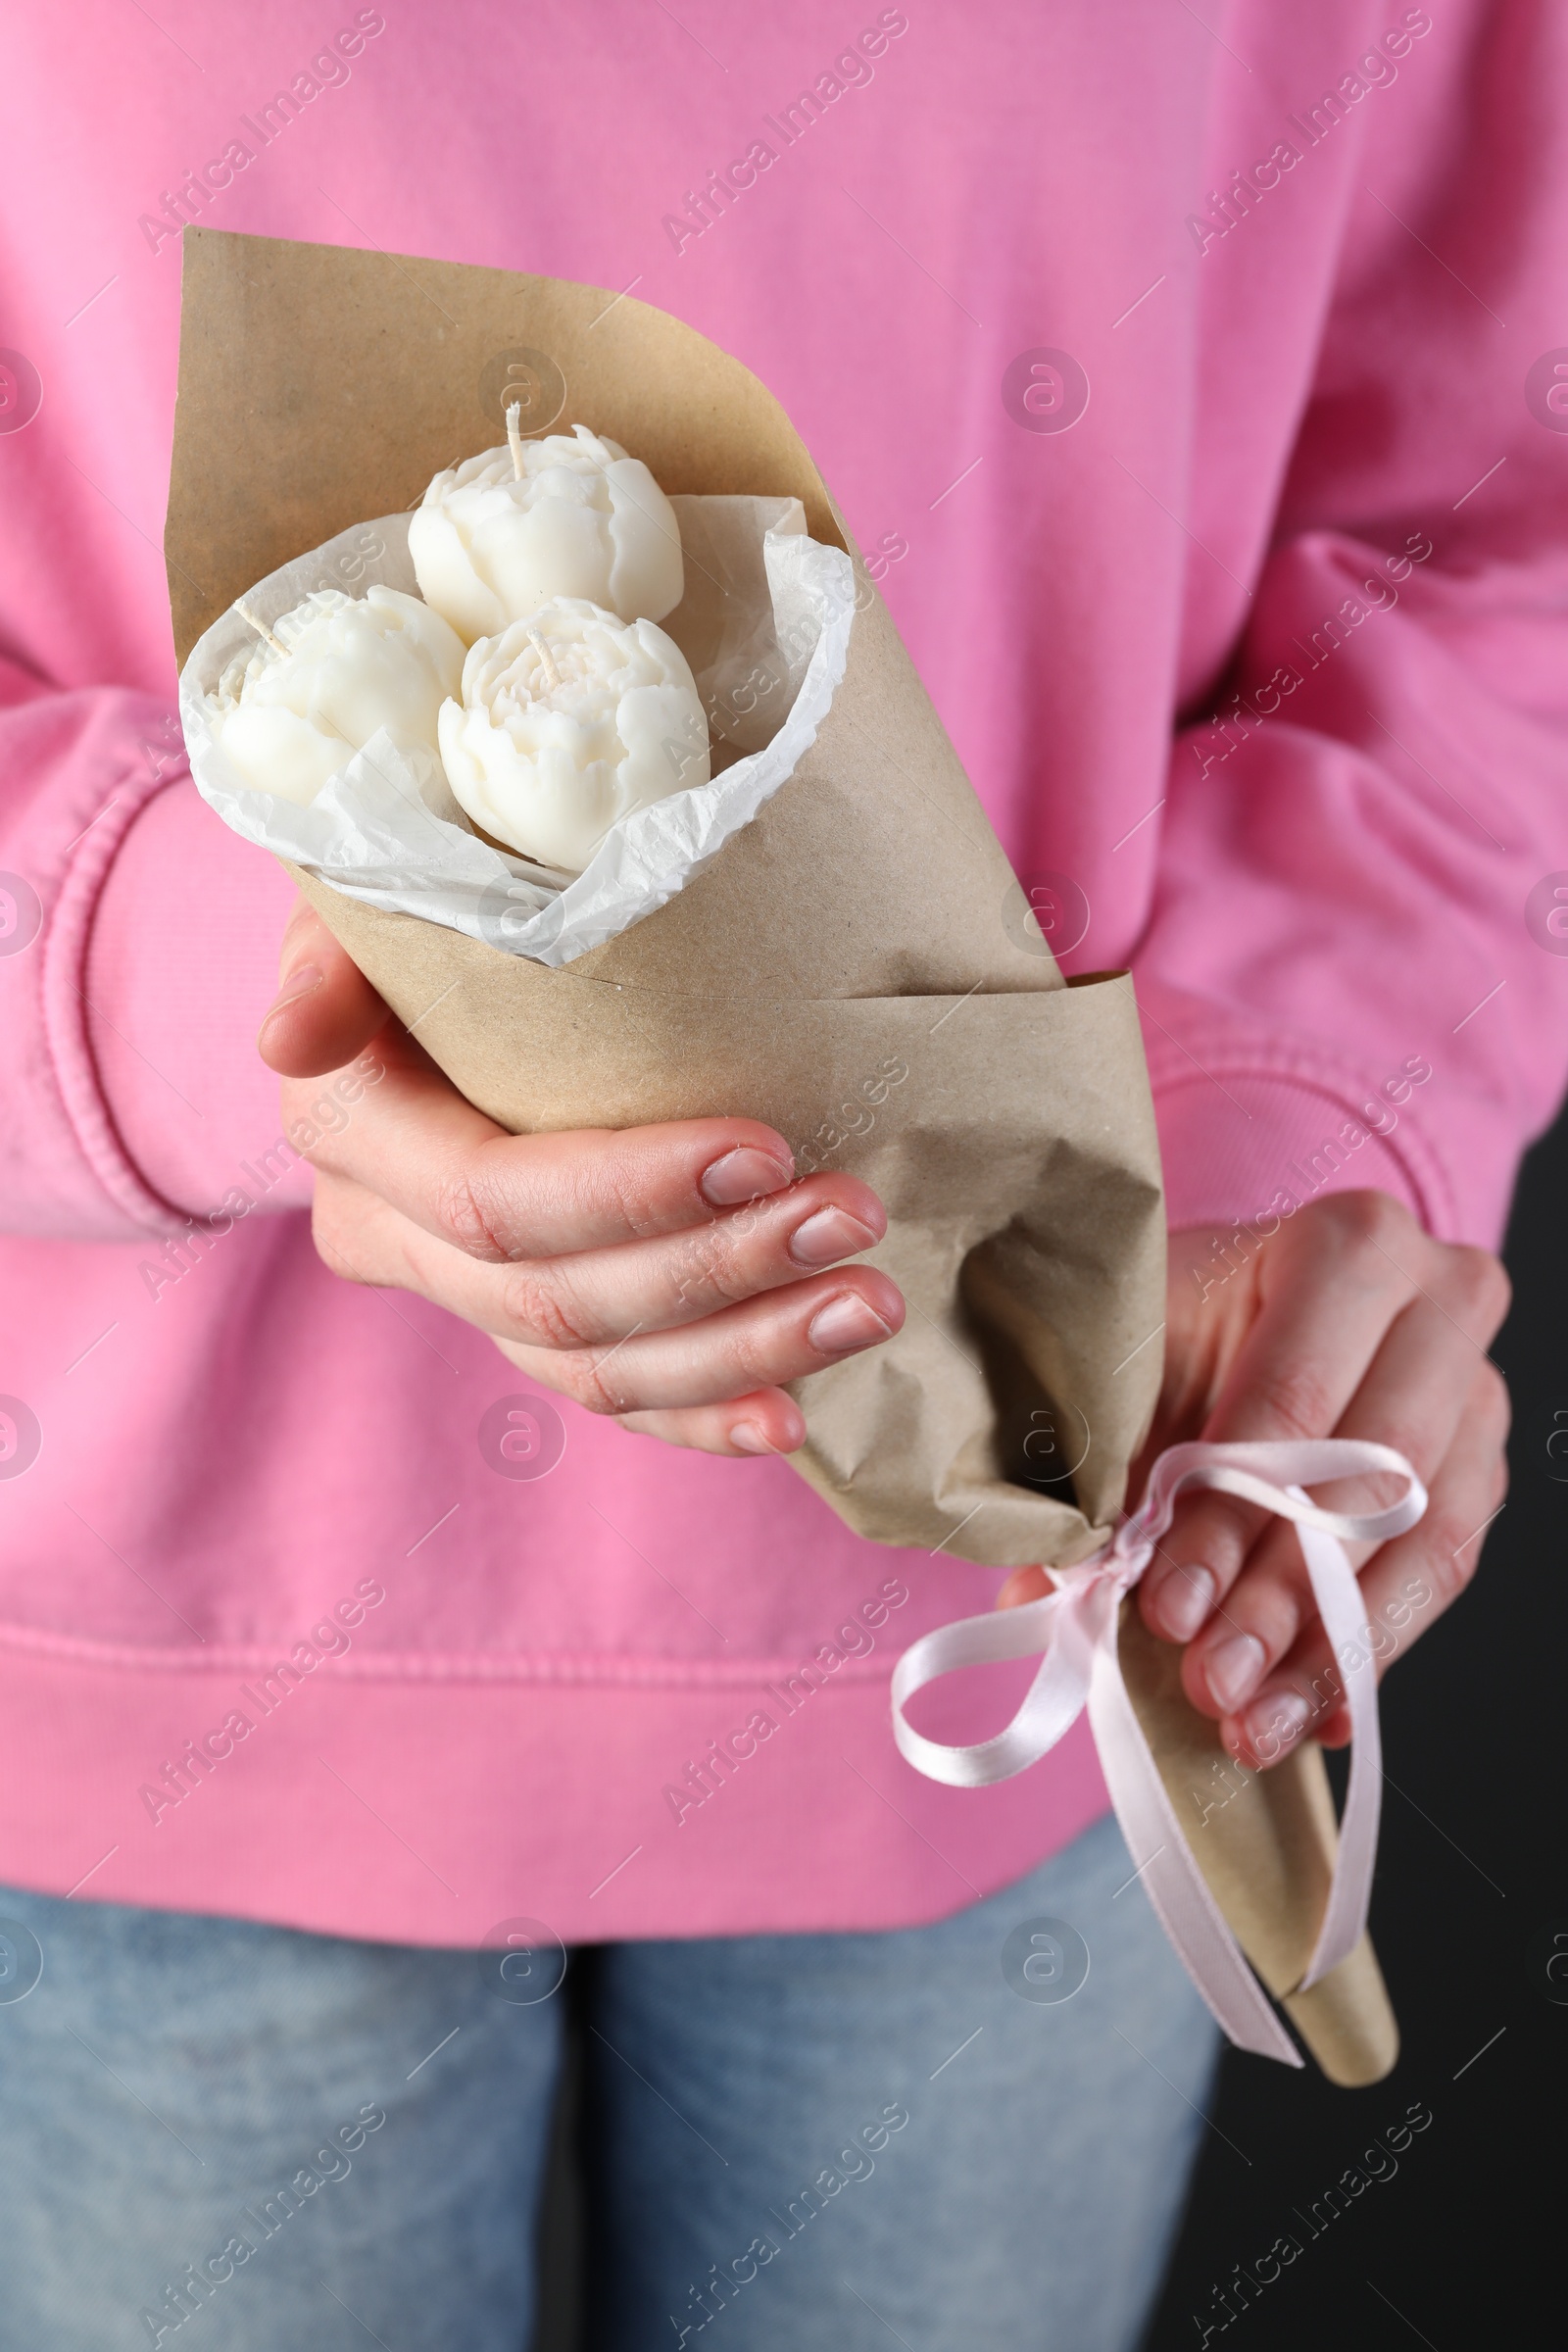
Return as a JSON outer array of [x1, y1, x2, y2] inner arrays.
[[0, 654, 310, 1239], [1137, 16, 1568, 1252]]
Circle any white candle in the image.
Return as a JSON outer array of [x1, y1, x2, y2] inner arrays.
[[410, 420, 685, 646], [438, 597, 710, 872], [207, 586, 466, 806]]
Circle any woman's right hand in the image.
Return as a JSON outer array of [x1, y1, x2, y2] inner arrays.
[[257, 896, 904, 1457]]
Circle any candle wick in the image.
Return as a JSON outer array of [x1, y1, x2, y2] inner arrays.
[[506, 401, 526, 481], [525, 627, 561, 694], [235, 599, 289, 658]]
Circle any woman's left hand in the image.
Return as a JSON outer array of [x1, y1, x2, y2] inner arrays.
[[996, 1192, 1511, 1768]]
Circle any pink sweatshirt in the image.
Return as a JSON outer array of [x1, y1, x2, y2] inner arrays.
[[1, 1, 1564, 1949]]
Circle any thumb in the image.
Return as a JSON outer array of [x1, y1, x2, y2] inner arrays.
[[258, 895, 388, 1077]]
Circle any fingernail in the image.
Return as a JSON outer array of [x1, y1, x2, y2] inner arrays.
[[729, 1421, 775, 1455], [701, 1147, 793, 1207], [808, 1294, 892, 1356], [1242, 1688, 1313, 1760], [262, 964, 323, 1023], [789, 1206, 879, 1269], [1204, 1631, 1266, 1713], [1151, 1564, 1214, 1642]]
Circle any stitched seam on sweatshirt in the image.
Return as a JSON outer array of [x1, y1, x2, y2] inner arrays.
[[0, 1618, 897, 1687]]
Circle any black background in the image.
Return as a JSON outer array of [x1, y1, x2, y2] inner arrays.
[[531, 1104, 1567, 2347], [1141, 1102, 1566, 2347]]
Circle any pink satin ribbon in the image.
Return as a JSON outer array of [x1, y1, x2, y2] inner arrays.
[[891, 1441, 1427, 2064]]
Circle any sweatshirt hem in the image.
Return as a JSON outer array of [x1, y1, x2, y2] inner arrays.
[[0, 1638, 1110, 1948]]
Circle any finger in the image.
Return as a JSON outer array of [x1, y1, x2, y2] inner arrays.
[[997, 1566, 1050, 1610], [497, 1266, 905, 1414], [1178, 1271, 1507, 1720], [315, 1177, 905, 1411], [612, 1392, 808, 1456], [259, 896, 389, 1077], [1217, 1360, 1509, 1768], [498, 1173, 885, 1343], [295, 1038, 808, 1264], [1141, 1196, 1424, 1643], [316, 1160, 886, 1346], [500, 1172, 885, 1341]]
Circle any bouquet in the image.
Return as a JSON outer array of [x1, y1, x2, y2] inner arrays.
[[168, 225, 1408, 2083]]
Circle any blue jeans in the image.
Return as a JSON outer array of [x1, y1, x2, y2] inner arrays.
[[0, 1813, 1216, 2349]]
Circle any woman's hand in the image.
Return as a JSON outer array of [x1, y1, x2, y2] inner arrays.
[[998, 1193, 1510, 1769], [257, 896, 903, 1456]]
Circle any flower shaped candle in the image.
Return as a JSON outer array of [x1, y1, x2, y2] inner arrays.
[[207, 586, 465, 805], [438, 597, 710, 872], [410, 416, 685, 645]]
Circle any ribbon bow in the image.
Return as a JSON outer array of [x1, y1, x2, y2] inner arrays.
[[892, 1441, 1427, 2064]]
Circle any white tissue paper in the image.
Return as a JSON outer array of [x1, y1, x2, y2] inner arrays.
[[178, 498, 855, 969]]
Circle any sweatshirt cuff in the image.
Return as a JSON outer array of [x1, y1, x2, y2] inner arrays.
[[84, 779, 314, 1220], [6, 694, 191, 1238], [1152, 1068, 1430, 1237], [1135, 978, 1466, 1240]]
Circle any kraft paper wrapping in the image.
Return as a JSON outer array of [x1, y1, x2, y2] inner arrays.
[[167, 226, 1166, 1572], [1120, 1607, 1399, 2085], [166, 229, 1396, 2083]]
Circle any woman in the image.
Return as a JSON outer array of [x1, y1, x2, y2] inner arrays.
[[0, 4, 1550, 2343]]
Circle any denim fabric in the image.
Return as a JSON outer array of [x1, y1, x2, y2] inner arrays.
[[0, 1813, 1218, 2349]]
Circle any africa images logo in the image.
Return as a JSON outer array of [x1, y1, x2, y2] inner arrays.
[[477, 1392, 567, 1481]]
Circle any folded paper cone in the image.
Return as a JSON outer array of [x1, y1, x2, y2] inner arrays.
[[168, 229, 1388, 2085], [168, 226, 1168, 1571], [1119, 1603, 1399, 2085]]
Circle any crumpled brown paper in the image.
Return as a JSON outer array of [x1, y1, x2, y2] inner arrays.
[[167, 225, 1166, 1570]]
